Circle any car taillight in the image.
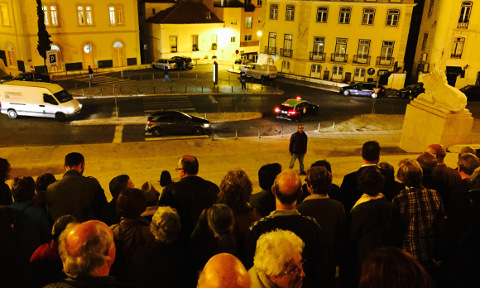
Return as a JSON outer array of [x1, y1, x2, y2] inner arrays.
[[274, 107, 281, 113], [147, 121, 151, 125], [288, 110, 297, 115]]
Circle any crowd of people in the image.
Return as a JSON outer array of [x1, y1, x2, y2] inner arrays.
[[1, 141, 480, 288]]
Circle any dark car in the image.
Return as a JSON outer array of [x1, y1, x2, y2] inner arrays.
[[274, 97, 319, 121], [460, 85, 480, 101], [170, 56, 193, 70], [13, 72, 51, 83], [339, 82, 385, 98], [145, 111, 210, 137], [397, 82, 425, 100]]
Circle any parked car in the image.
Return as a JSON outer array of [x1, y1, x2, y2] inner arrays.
[[145, 111, 210, 137], [397, 82, 425, 100], [339, 82, 385, 98], [170, 56, 194, 70], [274, 96, 319, 121], [13, 72, 51, 83], [152, 59, 177, 70], [460, 85, 480, 101], [245, 64, 277, 80]]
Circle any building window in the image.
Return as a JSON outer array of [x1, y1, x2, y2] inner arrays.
[[192, 35, 199, 51], [245, 35, 252, 41], [458, 1, 472, 28], [333, 66, 343, 77], [354, 68, 366, 79], [267, 32, 277, 54], [43, 5, 58, 26], [316, 7, 328, 23], [152, 8, 155, 15], [231, 37, 236, 43], [231, 18, 237, 25], [311, 64, 322, 78], [421, 33, 428, 50], [6, 43, 16, 67], [339, 7, 351, 24], [362, 8, 375, 25], [77, 5, 93, 26], [245, 17, 252, 28], [0, 3, 10, 26], [380, 41, 394, 60], [283, 34, 293, 57], [109, 5, 124, 25], [335, 38, 348, 56], [170, 36, 177, 52], [386, 9, 400, 26], [286, 5, 295, 21], [281, 60, 290, 73], [257, 0, 262, 6], [212, 34, 217, 50], [357, 39, 370, 62], [452, 37, 465, 58], [428, 0, 434, 17], [270, 4, 278, 20], [313, 36, 325, 54]]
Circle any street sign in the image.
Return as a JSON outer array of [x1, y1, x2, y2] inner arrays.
[[46, 50, 57, 67]]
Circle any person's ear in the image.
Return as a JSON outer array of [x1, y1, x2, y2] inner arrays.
[[271, 184, 276, 196]]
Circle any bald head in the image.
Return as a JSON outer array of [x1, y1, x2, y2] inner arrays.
[[198, 253, 250, 288], [273, 170, 302, 205]]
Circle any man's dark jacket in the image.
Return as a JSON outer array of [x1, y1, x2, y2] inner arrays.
[[289, 131, 308, 154], [46, 170, 106, 222]]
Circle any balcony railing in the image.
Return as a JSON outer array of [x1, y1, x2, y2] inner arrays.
[[309, 51, 326, 62], [376, 56, 394, 66], [353, 55, 371, 65], [171, 46, 177, 53], [330, 53, 348, 63], [264, 46, 277, 55], [280, 48, 293, 58], [457, 22, 469, 29]]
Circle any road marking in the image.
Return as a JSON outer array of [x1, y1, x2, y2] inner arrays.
[[145, 134, 209, 141], [113, 125, 124, 143]]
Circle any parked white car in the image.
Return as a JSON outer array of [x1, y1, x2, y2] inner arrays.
[[245, 64, 277, 80], [152, 59, 177, 70]]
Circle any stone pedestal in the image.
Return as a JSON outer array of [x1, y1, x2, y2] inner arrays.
[[399, 99, 473, 152]]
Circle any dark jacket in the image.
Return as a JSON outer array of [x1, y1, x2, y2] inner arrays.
[[250, 189, 276, 217], [46, 170, 106, 222], [0, 182, 12, 205], [289, 131, 308, 154], [43, 276, 132, 288]]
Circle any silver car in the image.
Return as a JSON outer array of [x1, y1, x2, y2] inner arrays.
[[152, 59, 177, 70]]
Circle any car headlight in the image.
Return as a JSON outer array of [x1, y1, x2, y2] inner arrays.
[[66, 107, 74, 114], [203, 123, 210, 128]]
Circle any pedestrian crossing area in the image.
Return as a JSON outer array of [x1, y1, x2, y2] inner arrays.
[[143, 95, 195, 114], [75, 74, 134, 85]]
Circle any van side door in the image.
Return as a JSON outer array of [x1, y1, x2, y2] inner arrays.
[[42, 93, 59, 117]]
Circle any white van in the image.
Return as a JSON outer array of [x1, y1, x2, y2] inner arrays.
[[0, 81, 82, 121], [245, 64, 277, 80]]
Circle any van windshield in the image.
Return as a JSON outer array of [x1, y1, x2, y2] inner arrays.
[[54, 90, 73, 103]]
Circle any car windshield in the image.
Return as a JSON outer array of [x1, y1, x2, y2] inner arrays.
[[54, 90, 73, 103]]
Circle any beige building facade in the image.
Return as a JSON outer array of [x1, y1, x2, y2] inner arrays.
[[414, 0, 480, 88], [258, 0, 415, 82], [0, 0, 140, 75]]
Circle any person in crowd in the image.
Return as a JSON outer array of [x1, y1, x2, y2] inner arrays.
[[416, 152, 438, 190], [358, 247, 434, 288], [392, 159, 445, 272], [244, 169, 328, 288], [191, 204, 237, 272], [158, 155, 218, 244], [159, 170, 173, 187], [340, 141, 381, 214], [248, 229, 305, 288], [101, 175, 134, 226], [46, 152, 106, 222], [300, 159, 341, 203], [198, 253, 250, 288], [0, 205, 25, 287], [377, 162, 403, 201], [110, 187, 155, 284], [30, 214, 78, 287], [297, 166, 346, 288], [349, 166, 394, 286], [32, 173, 56, 222], [131, 206, 194, 288], [250, 163, 282, 217], [218, 169, 261, 249], [453, 152, 480, 196], [44, 220, 131, 288], [10, 176, 51, 262], [0, 158, 12, 205], [459, 146, 478, 158], [139, 181, 160, 221], [289, 125, 308, 175]]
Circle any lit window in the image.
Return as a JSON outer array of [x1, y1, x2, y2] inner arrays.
[[78, 5, 93, 26], [451, 37, 465, 58], [43, 5, 58, 26], [316, 7, 328, 23], [270, 4, 278, 20], [362, 8, 375, 25], [0, 3, 10, 26], [458, 1, 472, 28], [354, 68, 366, 78], [333, 66, 343, 76], [339, 7, 351, 24], [257, 0, 262, 6], [245, 17, 252, 29], [192, 35, 199, 51], [386, 9, 400, 26], [286, 5, 295, 21], [231, 37, 236, 43], [245, 35, 252, 41], [109, 6, 124, 26], [170, 36, 177, 53]]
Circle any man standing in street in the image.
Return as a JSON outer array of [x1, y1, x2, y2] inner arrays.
[[289, 125, 308, 175], [163, 66, 171, 83], [88, 65, 93, 81]]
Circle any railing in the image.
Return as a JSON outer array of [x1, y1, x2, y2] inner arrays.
[[240, 41, 259, 47], [309, 51, 326, 61], [170, 47, 177, 53], [264, 46, 277, 55], [451, 53, 462, 59], [280, 48, 293, 58], [353, 55, 370, 65], [330, 53, 348, 63], [376, 56, 394, 66], [457, 22, 469, 29]]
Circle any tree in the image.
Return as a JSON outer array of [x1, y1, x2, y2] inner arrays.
[[36, 0, 52, 71]]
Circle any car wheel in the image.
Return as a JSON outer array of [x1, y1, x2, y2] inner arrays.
[[371, 92, 378, 99], [343, 90, 350, 96], [55, 113, 67, 122], [152, 128, 163, 137], [193, 127, 204, 135], [7, 109, 17, 119]]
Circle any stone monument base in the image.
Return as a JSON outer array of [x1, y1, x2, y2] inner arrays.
[[399, 99, 473, 153]]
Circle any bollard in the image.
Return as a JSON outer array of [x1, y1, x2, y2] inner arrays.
[[100, 87, 103, 96], [137, 86, 140, 95], [113, 84, 115, 95], [121, 70, 124, 78], [258, 128, 261, 138], [333, 121, 335, 129], [235, 129, 238, 139], [82, 89, 85, 98], [281, 127, 283, 137], [205, 113, 207, 119], [317, 123, 321, 131]]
